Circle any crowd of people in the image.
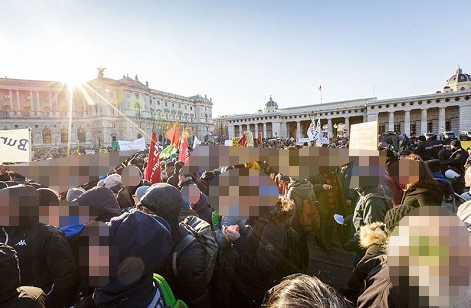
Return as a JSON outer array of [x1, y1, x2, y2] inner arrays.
[[1, 130, 471, 308]]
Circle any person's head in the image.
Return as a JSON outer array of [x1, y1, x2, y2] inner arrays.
[[269, 197, 296, 227], [133, 185, 150, 205], [418, 135, 426, 142], [66, 187, 86, 202], [395, 156, 436, 190], [451, 140, 461, 150], [137, 183, 183, 232], [76, 187, 121, 223], [262, 273, 350, 308], [0, 184, 39, 226], [37, 188, 59, 207], [104, 173, 122, 190], [445, 144, 452, 151]]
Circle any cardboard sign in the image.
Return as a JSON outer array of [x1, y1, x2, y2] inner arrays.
[[0, 128, 31, 163], [349, 121, 378, 151]]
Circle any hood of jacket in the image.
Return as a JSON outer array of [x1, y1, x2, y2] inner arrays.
[[403, 182, 443, 206], [76, 187, 121, 222], [0, 243, 20, 303], [139, 183, 182, 233], [93, 210, 172, 307], [287, 180, 314, 199]]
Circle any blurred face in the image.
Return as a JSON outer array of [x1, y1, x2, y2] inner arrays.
[[389, 159, 420, 189]]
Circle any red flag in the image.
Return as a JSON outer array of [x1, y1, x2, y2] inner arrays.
[[144, 132, 161, 184], [238, 133, 248, 147], [318, 85, 322, 91], [165, 121, 180, 147], [258, 132, 262, 145], [179, 126, 188, 162]]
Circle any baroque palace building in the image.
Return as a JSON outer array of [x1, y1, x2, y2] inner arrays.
[[222, 68, 471, 140], [0, 68, 213, 149]]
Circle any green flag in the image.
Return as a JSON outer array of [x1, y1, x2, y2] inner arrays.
[[160, 144, 178, 160]]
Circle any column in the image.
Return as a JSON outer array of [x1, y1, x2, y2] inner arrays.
[[48, 92, 53, 112], [438, 107, 446, 135], [344, 117, 350, 137], [263, 123, 267, 139], [228, 124, 235, 139], [16, 90, 21, 116], [282, 122, 287, 139], [404, 110, 411, 136], [296, 121, 301, 140], [421, 109, 427, 135], [459, 105, 471, 133], [36, 91, 41, 116], [55, 92, 59, 111], [388, 111, 394, 132], [327, 118, 333, 138], [255, 123, 259, 138], [273, 122, 281, 138], [30, 90, 34, 116], [9, 90, 13, 115]]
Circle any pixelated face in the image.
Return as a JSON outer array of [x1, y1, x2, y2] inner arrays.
[[121, 165, 141, 187], [79, 221, 119, 287], [389, 159, 420, 187], [208, 168, 279, 220], [388, 207, 471, 307], [349, 155, 387, 189], [0, 193, 39, 226], [181, 184, 201, 205]]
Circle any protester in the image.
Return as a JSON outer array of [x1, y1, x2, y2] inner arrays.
[[413, 135, 433, 161], [0, 243, 46, 308], [66, 187, 86, 202], [225, 197, 303, 308], [92, 210, 172, 307], [137, 183, 211, 308], [0, 185, 79, 308], [441, 140, 470, 194]]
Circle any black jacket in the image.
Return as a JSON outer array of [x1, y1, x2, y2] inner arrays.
[[441, 147, 469, 174], [157, 225, 210, 308], [430, 139, 443, 159], [400, 183, 443, 207], [232, 217, 297, 306], [0, 224, 79, 308], [413, 141, 433, 161]]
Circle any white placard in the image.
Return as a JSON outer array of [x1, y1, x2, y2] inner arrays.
[[224, 140, 233, 146], [118, 137, 146, 151], [0, 128, 31, 163]]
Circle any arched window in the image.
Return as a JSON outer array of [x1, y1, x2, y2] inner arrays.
[[112, 136, 117, 142], [77, 128, 86, 143], [61, 129, 68, 143], [461, 87, 466, 91], [43, 128, 52, 144], [137, 133, 142, 139]]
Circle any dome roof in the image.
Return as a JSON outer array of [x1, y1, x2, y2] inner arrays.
[[265, 96, 278, 109], [446, 68, 471, 86]]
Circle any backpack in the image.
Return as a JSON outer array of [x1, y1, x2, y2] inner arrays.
[[172, 215, 218, 284], [153, 273, 188, 308], [358, 193, 392, 212]]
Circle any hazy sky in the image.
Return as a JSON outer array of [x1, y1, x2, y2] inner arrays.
[[1, 0, 470, 117]]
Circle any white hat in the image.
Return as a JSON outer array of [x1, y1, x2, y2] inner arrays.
[[104, 173, 122, 188], [445, 169, 460, 180], [97, 179, 105, 188]]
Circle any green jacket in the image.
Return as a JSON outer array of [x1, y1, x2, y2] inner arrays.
[[286, 180, 316, 233], [352, 187, 392, 235]]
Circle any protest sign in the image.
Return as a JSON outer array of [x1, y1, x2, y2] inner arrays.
[[85, 149, 96, 155], [118, 137, 146, 151], [297, 138, 311, 145], [224, 140, 232, 146], [349, 121, 378, 151], [232, 137, 240, 146], [244, 131, 254, 147], [0, 128, 31, 163]]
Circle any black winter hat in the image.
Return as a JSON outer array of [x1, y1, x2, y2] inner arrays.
[[37, 188, 59, 206], [384, 204, 414, 233], [425, 159, 441, 174]]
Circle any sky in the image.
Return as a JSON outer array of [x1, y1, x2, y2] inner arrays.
[[1, 0, 470, 117]]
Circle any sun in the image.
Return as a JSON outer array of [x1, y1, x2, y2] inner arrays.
[[65, 76, 85, 91]]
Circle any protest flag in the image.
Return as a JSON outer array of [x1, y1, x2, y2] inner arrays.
[[258, 132, 262, 145], [179, 126, 189, 162], [160, 144, 178, 160], [144, 132, 161, 184], [193, 136, 202, 149], [165, 121, 180, 147], [238, 132, 248, 147]]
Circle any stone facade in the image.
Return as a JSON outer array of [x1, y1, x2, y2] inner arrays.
[[0, 70, 213, 148], [220, 69, 471, 140]]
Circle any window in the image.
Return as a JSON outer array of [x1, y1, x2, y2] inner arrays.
[[379, 124, 386, 134], [427, 122, 433, 133], [190, 106, 193, 110], [42, 128, 52, 144], [112, 136, 117, 142], [446, 121, 451, 131], [137, 133, 142, 139], [77, 128, 86, 143], [394, 124, 401, 133], [411, 123, 416, 135], [461, 87, 466, 91], [61, 129, 68, 143], [4, 94, 10, 99], [165, 102, 168, 107]]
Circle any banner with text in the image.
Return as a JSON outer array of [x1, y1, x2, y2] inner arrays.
[[0, 128, 31, 163], [118, 137, 146, 151], [349, 121, 378, 151]]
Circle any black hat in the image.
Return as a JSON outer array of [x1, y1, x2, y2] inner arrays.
[[451, 140, 461, 148]]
